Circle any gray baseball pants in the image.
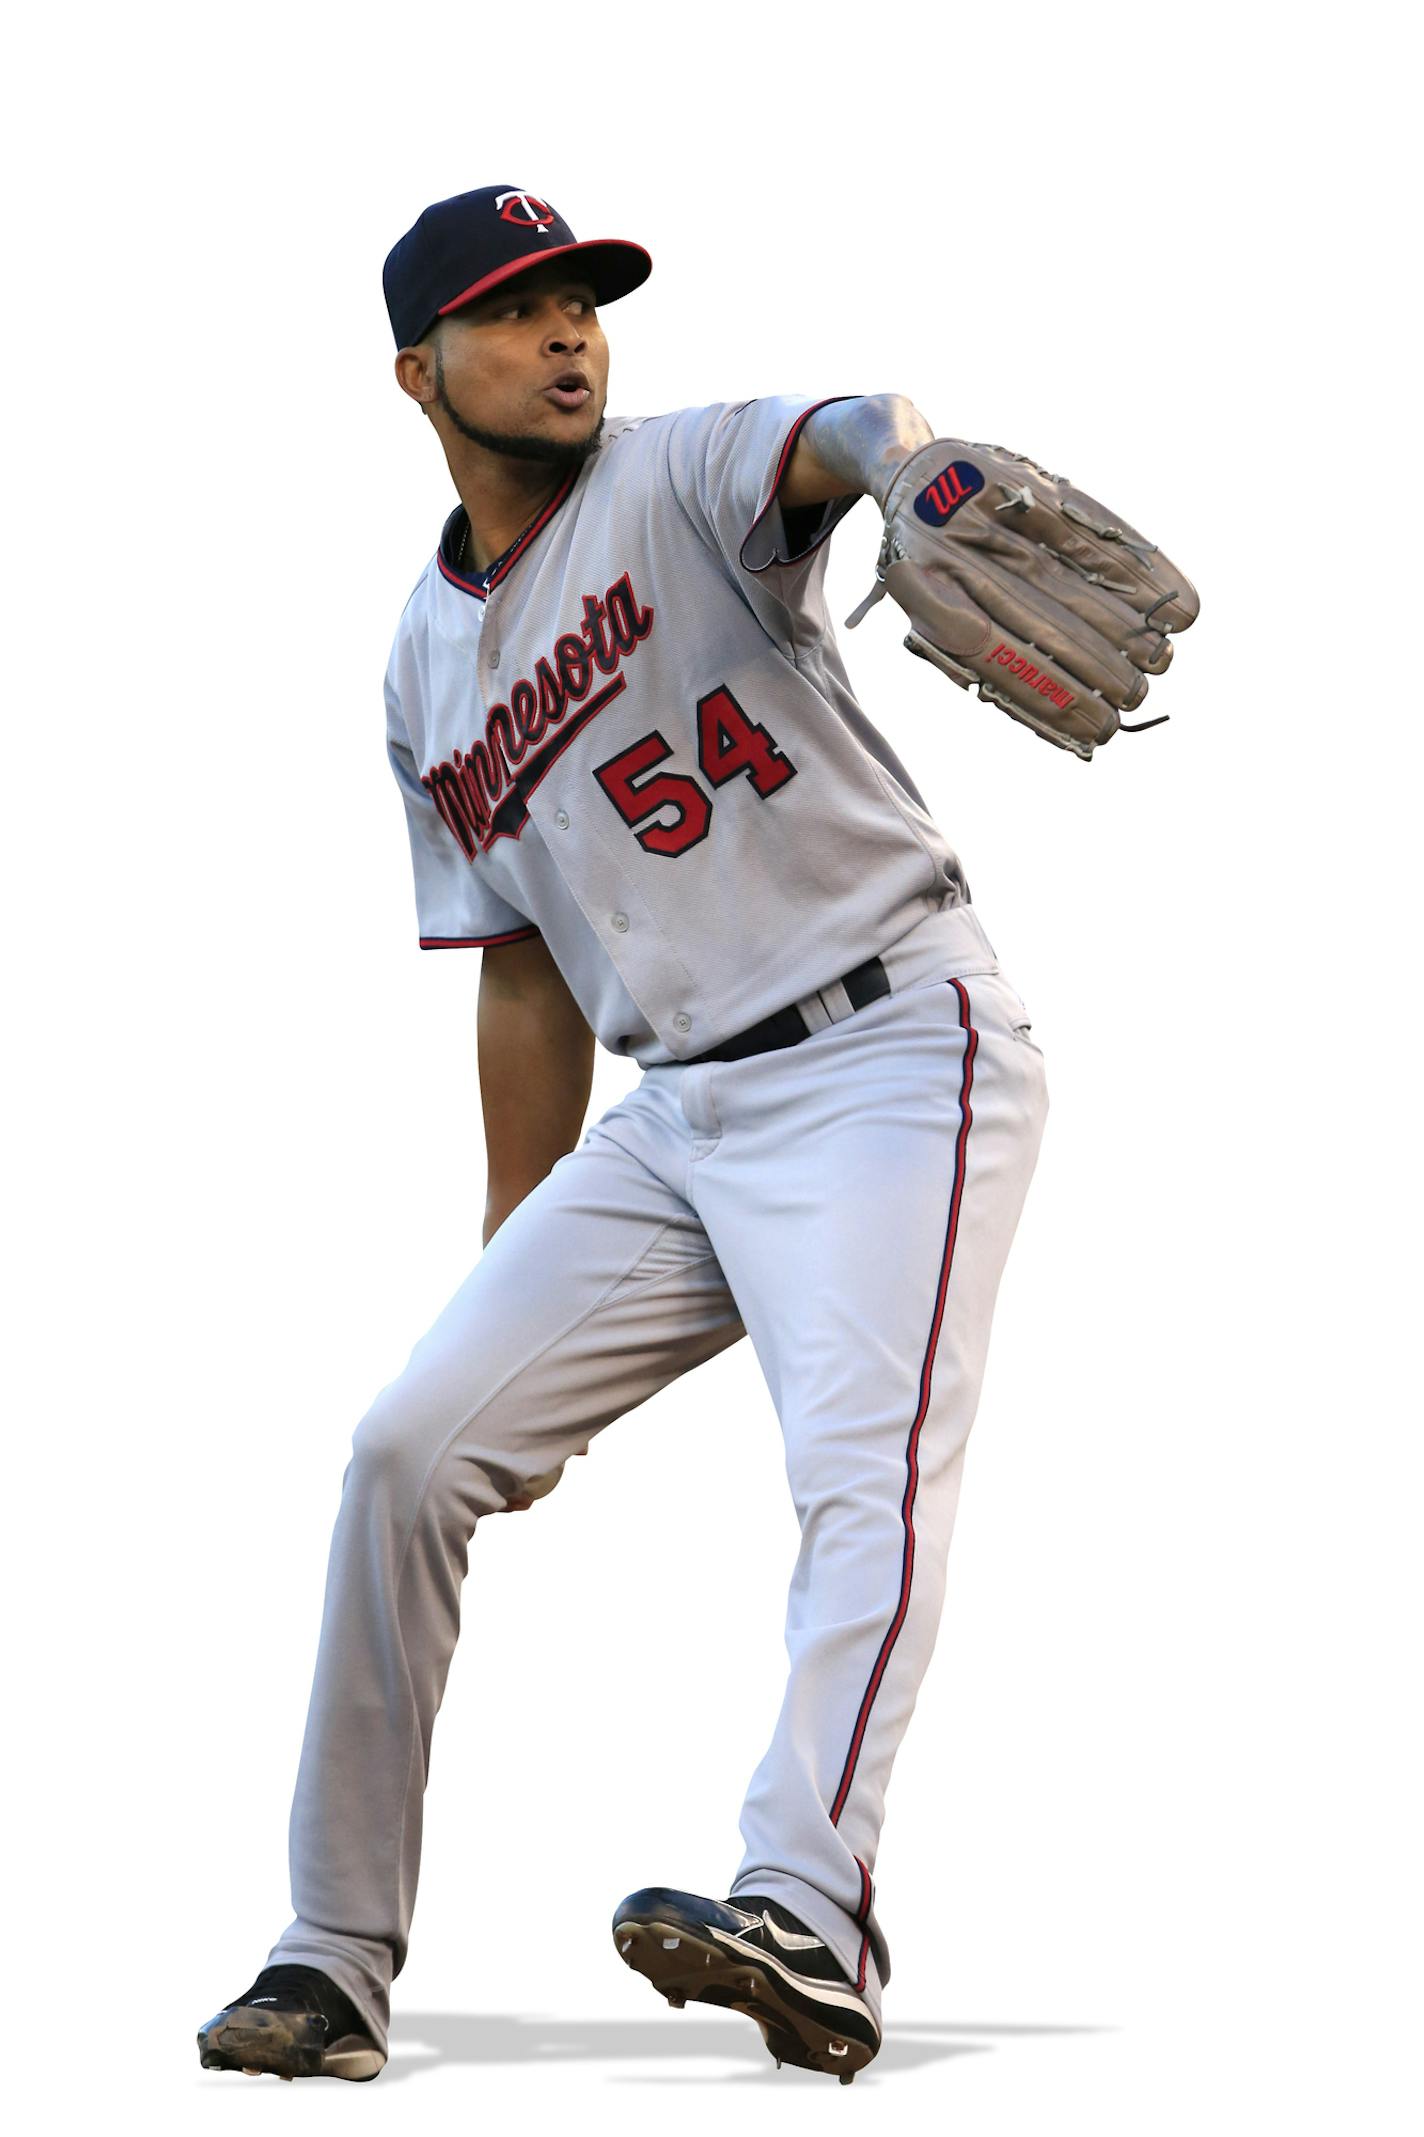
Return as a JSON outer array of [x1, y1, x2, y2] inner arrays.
[[264, 938, 1048, 2056]]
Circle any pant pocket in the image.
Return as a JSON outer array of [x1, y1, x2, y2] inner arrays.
[[979, 969, 1043, 1053]]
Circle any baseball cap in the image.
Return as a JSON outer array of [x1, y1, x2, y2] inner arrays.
[[383, 185, 653, 350]]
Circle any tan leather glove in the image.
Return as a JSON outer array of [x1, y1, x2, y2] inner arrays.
[[845, 439, 1200, 759]]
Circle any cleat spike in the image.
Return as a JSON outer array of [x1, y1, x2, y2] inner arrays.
[[839, 2072, 855, 2085], [666, 1994, 685, 2008], [619, 1936, 632, 1954], [829, 2039, 849, 2057], [661, 1936, 680, 1950]]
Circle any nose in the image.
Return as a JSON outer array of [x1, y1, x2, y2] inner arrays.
[[540, 299, 586, 356]]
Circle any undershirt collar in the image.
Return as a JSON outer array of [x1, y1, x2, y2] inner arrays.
[[436, 469, 579, 602]]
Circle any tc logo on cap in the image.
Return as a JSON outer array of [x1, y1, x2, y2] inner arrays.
[[497, 190, 555, 233]]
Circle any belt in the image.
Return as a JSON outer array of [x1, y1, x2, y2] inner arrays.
[[684, 955, 892, 1065]]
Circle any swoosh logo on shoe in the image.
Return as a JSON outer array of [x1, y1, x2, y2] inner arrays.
[[709, 1924, 872, 2019], [759, 1911, 826, 1953], [729, 1905, 824, 1953]]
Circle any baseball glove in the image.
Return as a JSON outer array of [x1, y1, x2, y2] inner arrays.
[[844, 439, 1199, 759]]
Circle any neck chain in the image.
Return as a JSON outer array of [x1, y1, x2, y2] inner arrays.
[[459, 488, 556, 581]]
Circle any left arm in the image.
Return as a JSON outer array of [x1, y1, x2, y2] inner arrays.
[[778, 392, 935, 511]]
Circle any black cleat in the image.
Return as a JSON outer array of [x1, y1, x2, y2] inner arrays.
[[196, 1962, 385, 2081], [612, 1886, 881, 2082]]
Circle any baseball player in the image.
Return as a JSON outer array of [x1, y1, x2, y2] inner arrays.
[[198, 184, 1197, 2087]]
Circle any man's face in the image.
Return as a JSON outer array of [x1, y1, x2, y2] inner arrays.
[[425, 261, 610, 468]]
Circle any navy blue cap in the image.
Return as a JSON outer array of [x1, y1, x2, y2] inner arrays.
[[383, 185, 652, 350]]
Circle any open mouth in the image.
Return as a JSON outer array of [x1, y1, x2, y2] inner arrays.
[[543, 373, 591, 411]]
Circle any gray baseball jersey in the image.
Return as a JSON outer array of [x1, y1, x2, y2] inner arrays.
[[384, 394, 975, 1063]]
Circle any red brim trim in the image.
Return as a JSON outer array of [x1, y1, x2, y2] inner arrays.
[[437, 239, 652, 320]]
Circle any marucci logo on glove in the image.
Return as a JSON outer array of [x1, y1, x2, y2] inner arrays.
[[913, 461, 985, 526], [986, 641, 1076, 712]]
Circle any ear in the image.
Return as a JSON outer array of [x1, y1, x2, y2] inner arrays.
[[394, 341, 437, 408]]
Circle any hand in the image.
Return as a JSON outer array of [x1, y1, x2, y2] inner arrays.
[[497, 1447, 590, 1512]]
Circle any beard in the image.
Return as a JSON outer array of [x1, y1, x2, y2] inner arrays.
[[434, 347, 605, 469]]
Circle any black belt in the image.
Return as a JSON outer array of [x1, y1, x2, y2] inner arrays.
[[685, 955, 892, 1065]]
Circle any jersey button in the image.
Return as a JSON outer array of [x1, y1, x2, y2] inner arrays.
[[555, 809, 570, 829], [488, 650, 500, 668], [673, 1013, 692, 1033], [610, 912, 629, 932]]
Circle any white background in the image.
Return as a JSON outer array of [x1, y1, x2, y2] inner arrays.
[[5, 2, 1418, 2129]]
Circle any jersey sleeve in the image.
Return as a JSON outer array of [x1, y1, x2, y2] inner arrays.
[[664, 395, 864, 581], [385, 680, 539, 951]]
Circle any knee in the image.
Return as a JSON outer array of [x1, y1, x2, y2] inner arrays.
[[348, 1372, 457, 1493], [347, 1372, 561, 1519]]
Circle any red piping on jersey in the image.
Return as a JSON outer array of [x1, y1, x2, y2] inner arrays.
[[738, 396, 858, 573], [437, 554, 494, 599], [419, 925, 539, 949], [829, 975, 978, 1996], [436, 470, 579, 600]]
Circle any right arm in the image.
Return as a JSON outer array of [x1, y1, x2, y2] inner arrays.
[[477, 932, 595, 1247]]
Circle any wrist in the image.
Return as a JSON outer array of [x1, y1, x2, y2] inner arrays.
[[801, 394, 935, 510]]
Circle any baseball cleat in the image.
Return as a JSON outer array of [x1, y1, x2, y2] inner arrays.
[[611, 1886, 881, 2081], [196, 1963, 385, 2081]]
